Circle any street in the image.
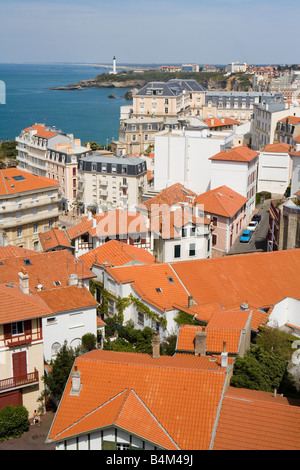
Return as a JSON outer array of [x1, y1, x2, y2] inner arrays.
[[227, 201, 270, 256]]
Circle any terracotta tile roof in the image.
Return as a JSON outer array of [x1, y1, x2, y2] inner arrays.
[[0, 282, 52, 324], [47, 350, 229, 449], [0, 245, 37, 259], [0, 168, 59, 196], [176, 325, 203, 351], [278, 115, 300, 125], [67, 210, 149, 240], [264, 143, 291, 153], [201, 117, 227, 128], [107, 263, 189, 312], [22, 124, 58, 139], [194, 185, 247, 218], [140, 183, 196, 213], [210, 146, 259, 162], [97, 316, 106, 327], [222, 118, 242, 126], [171, 249, 300, 315], [0, 250, 95, 290], [213, 386, 300, 450], [78, 239, 155, 269], [37, 285, 98, 313], [39, 228, 71, 251]]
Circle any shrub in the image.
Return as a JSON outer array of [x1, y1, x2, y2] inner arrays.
[[105, 317, 117, 337], [81, 333, 97, 352], [0, 405, 29, 441]]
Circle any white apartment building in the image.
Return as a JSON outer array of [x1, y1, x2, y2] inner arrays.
[[290, 144, 300, 196], [154, 127, 235, 194], [210, 146, 259, 220], [16, 124, 91, 211], [257, 143, 292, 195], [228, 62, 247, 73], [77, 155, 148, 213]]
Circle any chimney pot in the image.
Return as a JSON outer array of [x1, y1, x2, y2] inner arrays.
[[188, 295, 194, 308], [19, 269, 30, 295], [221, 351, 228, 368], [240, 302, 249, 311], [70, 366, 81, 395]]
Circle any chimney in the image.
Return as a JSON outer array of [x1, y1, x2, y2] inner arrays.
[[188, 295, 194, 308], [151, 333, 160, 358], [87, 210, 92, 221], [240, 302, 249, 311], [19, 268, 30, 295], [195, 329, 207, 356], [69, 273, 78, 286], [70, 366, 81, 395], [92, 216, 97, 229], [221, 343, 228, 368]]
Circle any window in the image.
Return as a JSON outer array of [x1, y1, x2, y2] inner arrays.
[[212, 234, 217, 246], [138, 312, 144, 326], [17, 227, 22, 238], [181, 228, 187, 238], [12, 321, 24, 336], [168, 277, 174, 283], [73, 167, 76, 176], [212, 216, 218, 227], [49, 219, 53, 228], [190, 226, 196, 236], [116, 443, 130, 450], [51, 342, 61, 359], [156, 287, 162, 292], [47, 317, 57, 325], [189, 243, 196, 256], [34, 241, 39, 251], [73, 178, 76, 188], [174, 245, 181, 258], [34, 223, 38, 234]]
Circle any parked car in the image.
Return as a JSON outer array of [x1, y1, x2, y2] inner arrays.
[[247, 220, 258, 232], [240, 229, 252, 243], [252, 214, 261, 223]]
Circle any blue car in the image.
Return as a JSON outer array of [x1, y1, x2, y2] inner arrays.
[[240, 229, 252, 243]]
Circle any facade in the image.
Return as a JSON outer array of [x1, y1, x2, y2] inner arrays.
[[77, 155, 148, 213], [210, 146, 259, 220], [113, 117, 164, 155], [132, 79, 206, 119], [0, 168, 61, 251], [202, 91, 280, 122], [257, 143, 292, 195], [16, 123, 91, 211], [290, 147, 300, 196], [275, 115, 300, 146], [228, 62, 247, 73], [181, 63, 199, 72], [251, 100, 300, 150], [194, 185, 247, 257], [154, 127, 235, 194]]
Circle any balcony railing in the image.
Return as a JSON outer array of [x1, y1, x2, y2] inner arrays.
[[0, 369, 39, 393]]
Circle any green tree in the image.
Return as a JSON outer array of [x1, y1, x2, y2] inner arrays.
[[43, 341, 77, 402], [0, 405, 29, 441], [80, 333, 97, 353]]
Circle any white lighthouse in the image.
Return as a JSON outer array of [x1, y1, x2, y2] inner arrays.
[[109, 56, 117, 75]]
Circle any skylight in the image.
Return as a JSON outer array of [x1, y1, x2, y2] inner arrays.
[[23, 259, 32, 266], [12, 175, 26, 181]]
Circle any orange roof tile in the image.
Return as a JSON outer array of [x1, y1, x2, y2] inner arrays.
[[140, 183, 196, 213], [194, 185, 247, 218], [0, 250, 95, 291], [0, 283, 52, 324], [0, 168, 58, 196], [39, 228, 71, 252], [0, 245, 37, 259], [47, 350, 229, 449], [264, 143, 291, 153], [78, 239, 155, 269], [210, 146, 259, 163], [213, 386, 300, 450], [201, 117, 226, 128], [37, 285, 98, 313], [278, 115, 300, 125], [176, 325, 203, 351], [22, 124, 58, 139]]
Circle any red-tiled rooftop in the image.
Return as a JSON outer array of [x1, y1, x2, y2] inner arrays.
[[210, 146, 259, 163], [79, 239, 155, 269], [22, 124, 58, 139], [37, 285, 98, 313], [0, 168, 59, 196], [194, 185, 247, 218], [213, 386, 300, 450], [39, 228, 71, 252], [140, 183, 196, 212], [264, 142, 291, 153], [47, 349, 229, 449]]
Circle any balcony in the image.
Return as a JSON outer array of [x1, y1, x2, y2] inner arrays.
[[0, 369, 39, 393], [100, 179, 108, 186]]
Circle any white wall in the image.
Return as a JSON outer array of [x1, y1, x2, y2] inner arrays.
[[42, 305, 97, 363], [291, 155, 300, 196], [258, 151, 291, 194], [268, 297, 300, 335], [154, 130, 234, 194]]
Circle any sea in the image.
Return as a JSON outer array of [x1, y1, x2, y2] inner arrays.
[[0, 63, 134, 146]]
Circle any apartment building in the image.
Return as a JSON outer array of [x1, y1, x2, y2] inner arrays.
[[275, 115, 300, 145], [210, 146, 259, 220], [132, 79, 206, 119], [228, 62, 247, 73], [112, 117, 164, 156], [0, 168, 61, 251], [202, 91, 282, 122], [257, 143, 292, 195], [77, 155, 148, 213], [16, 123, 91, 211], [251, 99, 300, 150], [154, 126, 234, 194], [194, 185, 247, 257]]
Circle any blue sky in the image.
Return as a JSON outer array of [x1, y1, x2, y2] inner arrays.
[[0, 0, 299, 64]]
